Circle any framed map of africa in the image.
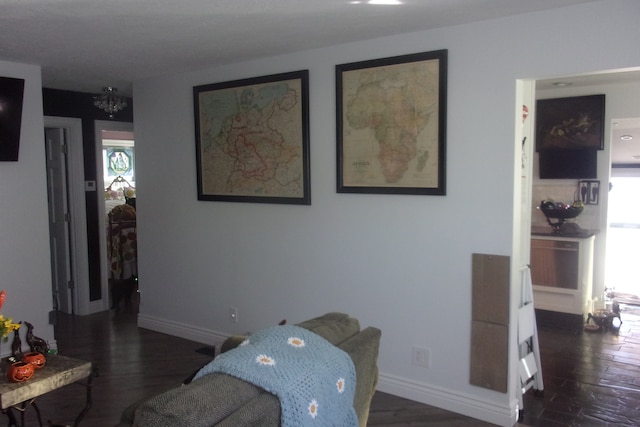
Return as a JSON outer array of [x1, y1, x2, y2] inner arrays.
[[194, 70, 310, 205], [336, 50, 447, 195]]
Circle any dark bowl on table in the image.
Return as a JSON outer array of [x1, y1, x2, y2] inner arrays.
[[539, 202, 583, 220]]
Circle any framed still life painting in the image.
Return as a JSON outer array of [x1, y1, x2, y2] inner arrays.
[[536, 94, 605, 151]]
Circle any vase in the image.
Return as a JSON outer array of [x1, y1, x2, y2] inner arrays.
[[6, 361, 34, 382], [22, 351, 46, 369]]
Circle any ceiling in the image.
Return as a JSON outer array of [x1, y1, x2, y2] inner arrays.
[[0, 0, 599, 95], [1, 0, 636, 164], [610, 117, 640, 166]]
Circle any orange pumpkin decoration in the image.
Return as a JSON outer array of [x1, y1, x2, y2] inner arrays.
[[6, 361, 34, 382], [22, 352, 46, 369]]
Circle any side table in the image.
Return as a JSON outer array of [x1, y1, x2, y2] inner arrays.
[[0, 355, 95, 427]]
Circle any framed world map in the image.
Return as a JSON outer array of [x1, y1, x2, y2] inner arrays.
[[336, 50, 447, 195], [194, 70, 310, 205]]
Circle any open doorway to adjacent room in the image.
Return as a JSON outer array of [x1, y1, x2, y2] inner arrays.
[[605, 117, 640, 300], [95, 121, 137, 313], [606, 176, 640, 297]]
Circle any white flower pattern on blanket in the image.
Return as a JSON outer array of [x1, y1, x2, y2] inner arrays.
[[194, 325, 358, 427]]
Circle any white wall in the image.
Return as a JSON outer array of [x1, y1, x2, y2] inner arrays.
[[0, 60, 55, 351], [132, 1, 640, 425]]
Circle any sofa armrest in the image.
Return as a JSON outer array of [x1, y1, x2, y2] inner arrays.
[[117, 382, 181, 427], [129, 373, 271, 426]]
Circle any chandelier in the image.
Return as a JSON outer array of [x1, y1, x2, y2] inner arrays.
[[93, 86, 127, 119]]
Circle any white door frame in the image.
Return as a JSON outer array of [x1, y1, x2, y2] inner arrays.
[[44, 116, 92, 315], [95, 120, 135, 313]]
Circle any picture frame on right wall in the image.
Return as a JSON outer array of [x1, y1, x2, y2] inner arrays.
[[536, 94, 605, 151], [579, 180, 600, 205]]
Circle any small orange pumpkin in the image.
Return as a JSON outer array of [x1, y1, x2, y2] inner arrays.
[[22, 351, 46, 369], [6, 361, 34, 383]]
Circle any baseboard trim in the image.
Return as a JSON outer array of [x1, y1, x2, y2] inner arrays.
[[377, 372, 518, 426], [137, 314, 228, 347]]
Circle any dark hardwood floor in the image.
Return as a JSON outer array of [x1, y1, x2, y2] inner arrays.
[[519, 304, 640, 427], [9, 298, 640, 426]]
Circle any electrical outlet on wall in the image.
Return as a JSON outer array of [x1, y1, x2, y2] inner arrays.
[[412, 346, 430, 368], [229, 307, 238, 323]]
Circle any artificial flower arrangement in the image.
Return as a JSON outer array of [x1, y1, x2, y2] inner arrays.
[[0, 290, 21, 342]]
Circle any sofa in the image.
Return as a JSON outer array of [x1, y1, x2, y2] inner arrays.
[[118, 312, 381, 426]]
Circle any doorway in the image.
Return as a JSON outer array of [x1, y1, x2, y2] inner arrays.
[[605, 175, 640, 297], [605, 117, 640, 298], [94, 121, 136, 310], [44, 117, 90, 315]]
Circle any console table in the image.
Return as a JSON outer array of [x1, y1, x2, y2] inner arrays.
[[0, 355, 95, 427]]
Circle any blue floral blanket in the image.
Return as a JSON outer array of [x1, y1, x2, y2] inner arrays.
[[194, 325, 358, 426]]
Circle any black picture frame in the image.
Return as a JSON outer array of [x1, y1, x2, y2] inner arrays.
[[194, 70, 310, 205], [536, 94, 605, 151], [579, 180, 600, 205], [0, 76, 25, 162], [336, 49, 447, 195]]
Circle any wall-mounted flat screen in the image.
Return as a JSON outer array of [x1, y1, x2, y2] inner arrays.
[[539, 149, 597, 179], [0, 76, 25, 161]]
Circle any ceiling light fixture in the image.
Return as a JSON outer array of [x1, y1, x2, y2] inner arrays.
[[93, 87, 127, 119], [368, 0, 403, 4], [620, 134, 633, 141]]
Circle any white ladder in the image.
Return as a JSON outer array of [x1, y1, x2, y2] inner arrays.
[[517, 265, 544, 411]]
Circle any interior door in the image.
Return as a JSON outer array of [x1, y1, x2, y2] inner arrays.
[[45, 128, 73, 314]]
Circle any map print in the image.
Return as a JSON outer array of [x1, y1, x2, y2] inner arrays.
[[197, 78, 305, 199], [341, 59, 440, 188]]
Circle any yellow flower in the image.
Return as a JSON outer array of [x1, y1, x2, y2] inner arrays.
[[0, 316, 20, 340], [0, 291, 20, 341]]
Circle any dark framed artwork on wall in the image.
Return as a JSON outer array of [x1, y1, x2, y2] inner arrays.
[[536, 94, 605, 151], [336, 49, 447, 195], [0, 76, 25, 161], [194, 70, 310, 205]]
